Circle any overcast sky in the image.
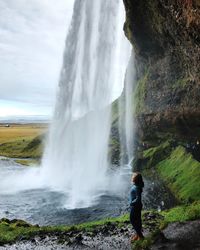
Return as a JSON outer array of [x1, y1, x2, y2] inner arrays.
[[0, 0, 74, 118]]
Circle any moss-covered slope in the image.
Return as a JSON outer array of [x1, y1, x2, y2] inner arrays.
[[157, 146, 200, 202], [138, 142, 200, 203]]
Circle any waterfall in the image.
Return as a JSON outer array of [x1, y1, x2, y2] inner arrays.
[[41, 0, 131, 209], [118, 52, 136, 166]]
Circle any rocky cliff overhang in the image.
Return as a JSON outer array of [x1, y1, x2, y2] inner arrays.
[[123, 0, 200, 141]]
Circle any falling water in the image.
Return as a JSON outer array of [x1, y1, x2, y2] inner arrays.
[[0, 1, 176, 225], [41, 0, 131, 208], [118, 52, 136, 166]]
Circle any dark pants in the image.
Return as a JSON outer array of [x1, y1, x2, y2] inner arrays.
[[130, 204, 143, 237]]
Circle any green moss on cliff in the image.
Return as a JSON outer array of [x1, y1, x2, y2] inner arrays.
[[145, 0, 165, 35], [157, 146, 200, 202], [134, 69, 149, 114], [139, 141, 200, 204], [111, 99, 119, 124], [124, 12, 133, 43], [172, 78, 189, 90], [142, 141, 172, 168], [162, 201, 200, 224]]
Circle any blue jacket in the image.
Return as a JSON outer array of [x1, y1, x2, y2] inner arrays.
[[129, 184, 142, 207]]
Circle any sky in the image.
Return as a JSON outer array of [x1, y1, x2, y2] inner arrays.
[[0, 0, 74, 118]]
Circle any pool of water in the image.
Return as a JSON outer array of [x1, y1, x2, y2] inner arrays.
[[0, 157, 176, 226]]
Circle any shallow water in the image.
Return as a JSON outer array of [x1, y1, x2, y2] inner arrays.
[[0, 158, 176, 226]]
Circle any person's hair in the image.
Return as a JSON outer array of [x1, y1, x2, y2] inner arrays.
[[132, 172, 144, 191]]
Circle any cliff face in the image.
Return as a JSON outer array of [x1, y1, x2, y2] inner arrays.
[[123, 0, 200, 142]]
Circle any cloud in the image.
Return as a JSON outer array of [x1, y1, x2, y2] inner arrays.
[[0, 0, 74, 116]]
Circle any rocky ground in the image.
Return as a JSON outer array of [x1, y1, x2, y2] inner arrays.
[[151, 220, 200, 250], [1, 212, 200, 250], [0, 221, 132, 250]]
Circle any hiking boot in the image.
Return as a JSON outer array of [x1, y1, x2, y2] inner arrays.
[[130, 234, 139, 242]]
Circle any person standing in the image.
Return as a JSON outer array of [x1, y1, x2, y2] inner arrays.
[[129, 172, 144, 241]]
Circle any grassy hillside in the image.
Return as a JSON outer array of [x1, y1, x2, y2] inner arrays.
[[157, 146, 200, 202], [141, 142, 200, 203], [0, 135, 45, 159], [0, 124, 47, 159]]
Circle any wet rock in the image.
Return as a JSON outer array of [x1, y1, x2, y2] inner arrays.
[[17, 235, 29, 241], [10, 219, 31, 227], [74, 234, 83, 244], [163, 220, 200, 242], [39, 234, 46, 241], [31, 239, 36, 244], [67, 231, 75, 237], [151, 220, 200, 250], [123, 0, 200, 142], [0, 218, 10, 224], [0, 241, 4, 247], [143, 211, 164, 222], [120, 227, 128, 233]]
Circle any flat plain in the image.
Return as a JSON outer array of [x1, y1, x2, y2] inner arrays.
[[0, 123, 47, 143]]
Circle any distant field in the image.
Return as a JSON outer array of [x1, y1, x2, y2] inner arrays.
[[0, 124, 48, 159], [0, 123, 48, 143]]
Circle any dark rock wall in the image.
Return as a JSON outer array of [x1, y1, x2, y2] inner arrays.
[[123, 0, 200, 142]]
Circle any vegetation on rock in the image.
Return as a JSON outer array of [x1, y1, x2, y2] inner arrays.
[[124, 0, 200, 141], [142, 141, 172, 168], [136, 141, 200, 203], [157, 146, 200, 202], [134, 69, 149, 114]]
